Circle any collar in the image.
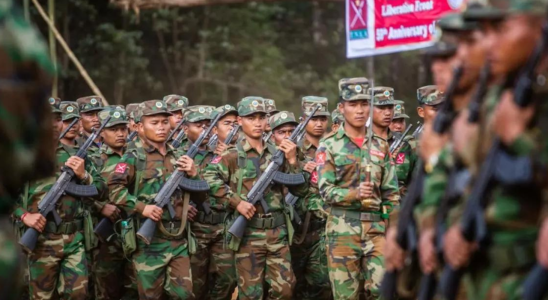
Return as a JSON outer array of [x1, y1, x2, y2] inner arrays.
[[303, 138, 316, 151], [239, 137, 274, 154], [142, 138, 172, 155], [100, 143, 125, 156]]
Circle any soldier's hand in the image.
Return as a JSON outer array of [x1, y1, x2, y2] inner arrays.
[[358, 181, 374, 199], [236, 201, 256, 220], [22, 213, 46, 232], [419, 123, 448, 161], [188, 205, 198, 222], [384, 228, 405, 271], [303, 161, 317, 173], [493, 90, 535, 146], [537, 218, 548, 268], [100, 204, 120, 222], [66, 156, 86, 180], [443, 225, 475, 268], [452, 109, 478, 158], [419, 228, 438, 274], [214, 142, 228, 156], [177, 155, 198, 177], [142, 205, 163, 221], [279, 139, 298, 165]]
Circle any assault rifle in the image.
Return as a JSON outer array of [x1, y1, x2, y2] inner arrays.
[[227, 105, 321, 239], [59, 118, 79, 141], [126, 131, 138, 143], [283, 129, 309, 226], [135, 112, 222, 244], [211, 125, 240, 161], [389, 124, 413, 154], [166, 119, 185, 143], [440, 18, 548, 299], [20, 116, 112, 253], [263, 131, 272, 143], [171, 120, 187, 149], [207, 134, 218, 149], [412, 122, 424, 139]]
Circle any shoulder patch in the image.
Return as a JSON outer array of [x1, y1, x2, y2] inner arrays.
[[316, 152, 326, 165], [396, 153, 405, 164], [114, 163, 128, 174], [311, 170, 318, 184]]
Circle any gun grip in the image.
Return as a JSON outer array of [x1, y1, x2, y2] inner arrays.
[[522, 264, 548, 300], [439, 265, 462, 300], [19, 228, 40, 254], [94, 218, 115, 243], [260, 199, 269, 214], [52, 210, 62, 226], [167, 203, 176, 219], [136, 219, 157, 245], [228, 216, 248, 239], [418, 273, 437, 300], [380, 270, 398, 300]]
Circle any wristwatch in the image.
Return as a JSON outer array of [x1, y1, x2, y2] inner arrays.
[[81, 171, 90, 182]]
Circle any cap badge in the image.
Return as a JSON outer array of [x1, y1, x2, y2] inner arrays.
[[225, 104, 231, 110], [113, 111, 121, 118], [67, 106, 74, 113], [91, 98, 98, 105], [383, 91, 391, 97], [252, 100, 259, 107], [155, 102, 163, 108], [355, 85, 362, 93], [281, 112, 288, 119], [199, 107, 205, 113], [268, 100, 274, 105], [178, 100, 184, 106], [49, 98, 55, 105]]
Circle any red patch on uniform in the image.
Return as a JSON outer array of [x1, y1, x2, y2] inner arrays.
[[115, 163, 128, 174], [316, 152, 326, 165], [396, 153, 405, 164], [370, 149, 386, 158], [311, 171, 318, 184], [211, 156, 222, 164]]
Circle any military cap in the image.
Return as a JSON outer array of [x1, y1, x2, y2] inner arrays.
[[140, 100, 171, 118], [464, 0, 546, 21], [126, 103, 139, 120], [60, 101, 79, 121], [393, 101, 410, 119], [98, 107, 129, 128], [417, 85, 445, 106], [108, 104, 125, 110], [269, 111, 299, 131], [238, 96, 267, 116], [339, 77, 370, 101], [264, 99, 279, 115], [185, 105, 215, 123], [422, 31, 459, 57], [302, 96, 330, 117], [134, 104, 144, 123], [212, 104, 238, 120], [438, 12, 478, 32], [76, 96, 104, 113], [164, 94, 189, 112], [368, 86, 396, 106], [331, 109, 344, 124], [48, 97, 62, 114]]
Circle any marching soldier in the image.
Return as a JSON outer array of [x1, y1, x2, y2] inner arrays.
[[59, 102, 82, 146], [164, 94, 189, 139], [264, 98, 279, 141], [126, 103, 140, 135], [389, 103, 409, 133], [330, 109, 344, 133], [212, 105, 239, 156], [76, 96, 105, 154]]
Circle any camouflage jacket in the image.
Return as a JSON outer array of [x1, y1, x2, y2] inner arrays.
[[93, 144, 126, 204], [392, 136, 419, 197], [203, 137, 309, 214], [13, 142, 107, 221], [317, 126, 400, 225], [298, 138, 325, 215], [77, 132, 102, 156]]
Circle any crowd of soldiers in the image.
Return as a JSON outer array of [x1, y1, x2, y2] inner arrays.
[[2, 0, 548, 299]]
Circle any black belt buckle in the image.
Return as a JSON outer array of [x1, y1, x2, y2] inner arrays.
[[257, 213, 272, 218]]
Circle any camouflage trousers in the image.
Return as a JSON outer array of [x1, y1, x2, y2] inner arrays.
[[190, 221, 236, 300], [133, 236, 193, 299], [93, 238, 137, 300], [27, 232, 89, 300], [1, 218, 23, 300], [235, 224, 295, 300], [325, 215, 386, 300], [291, 223, 332, 300]]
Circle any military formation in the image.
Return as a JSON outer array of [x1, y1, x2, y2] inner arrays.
[[3, 0, 548, 299]]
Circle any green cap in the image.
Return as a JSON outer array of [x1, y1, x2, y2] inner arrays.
[[264, 99, 279, 115], [464, 0, 546, 21], [302, 96, 330, 117], [393, 101, 410, 119], [438, 12, 479, 32], [76, 96, 104, 113], [48, 97, 62, 114], [339, 77, 370, 101], [184, 105, 215, 123], [269, 111, 298, 130], [417, 85, 445, 105], [331, 109, 344, 124], [60, 101, 79, 121], [164, 94, 189, 112], [108, 104, 124, 110], [134, 104, 144, 123], [140, 100, 171, 118], [238, 96, 267, 116], [369, 86, 396, 106], [98, 107, 129, 128], [212, 104, 238, 120], [126, 103, 139, 120]]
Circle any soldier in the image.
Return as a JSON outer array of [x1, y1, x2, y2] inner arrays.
[[389, 103, 409, 133], [125, 103, 139, 134], [108, 100, 196, 299], [269, 111, 298, 146], [264, 98, 279, 141], [91, 108, 137, 300], [59, 102, 81, 146], [291, 96, 332, 300], [13, 97, 107, 300], [164, 94, 189, 135], [212, 105, 239, 156], [76, 96, 105, 153], [203, 96, 308, 299], [317, 77, 400, 300], [330, 109, 344, 133]]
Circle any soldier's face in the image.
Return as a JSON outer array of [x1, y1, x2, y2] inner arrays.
[[390, 118, 405, 133], [169, 110, 184, 130], [128, 119, 136, 133], [339, 100, 369, 128], [272, 124, 296, 146], [372, 105, 394, 128], [80, 111, 100, 133], [238, 113, 267, 140], [52, 113, 62, 141], [101, 124, 128, 149], [184, 120, 211, 145], [305, 116, 328, 138], [431, 54, 459, 91], [140, 115, 170, 143], [417, 104, 440, 124], [214, 114, 238, 142], [486, 15, 541, 76], [457, 30, 487, 91], [62, 118, 80, 140]]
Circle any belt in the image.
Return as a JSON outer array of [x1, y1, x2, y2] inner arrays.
[[248, 212, 286, 229], [486, 241, 536, 272], [140, 219, 185, 240], [196, 211, 227, 225], [330, 208, 382, 222], [44, 219, 84, 234]]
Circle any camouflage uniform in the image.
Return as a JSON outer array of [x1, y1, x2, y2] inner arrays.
[[331, 109, 344, 133], [76, 96, 105, 154], [183, 106, 238, 300], [317, 78, 400, 300], [13, 98, 107, 300], [264, 98, 279, 116], [203, 97, 309, 300], [108, 100, 194, 299], [291, 97, 333, 300], [165, 94, 189, 145], [59, 101, 81, 145]]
